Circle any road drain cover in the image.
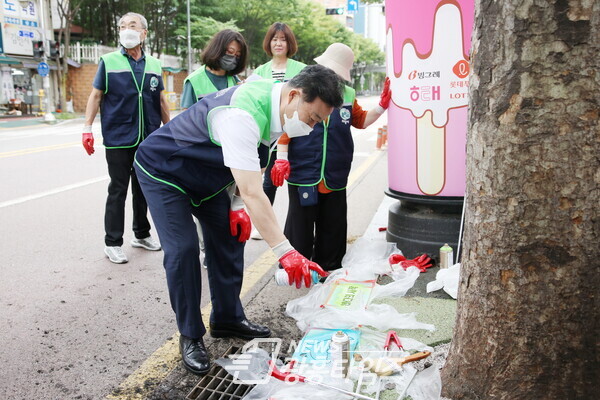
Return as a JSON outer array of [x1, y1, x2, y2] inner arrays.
[[186, 346, 254, 400]]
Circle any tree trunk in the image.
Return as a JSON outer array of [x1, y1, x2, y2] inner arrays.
[[442, 1, 599, 399]]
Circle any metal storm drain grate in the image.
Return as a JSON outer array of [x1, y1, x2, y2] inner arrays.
[[186, 346, 254, 400]]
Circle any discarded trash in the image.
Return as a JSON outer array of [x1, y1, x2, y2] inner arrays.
[[405, 363, 442, 400], [354, 364, 418, 399], [426, 263, 460, 299], [330, 330, 351, 378], [383, 330, 403, 351], [439, 244, 453, 269], [341, 241, 399, 279], [212, 330, 439, 400], [323, 279, 375, 310], [389, 253, 433, 273], [286, 269, 434, 332], [215, 347, 276, 383], [275, 269, 321, 287], [268, 360, 377, 400], [362, 351, 431, 376], [358, 327, 433, 356], [373, 329, 404, 398], [291, 328, 360, 366], [269, 233, 444, 399]]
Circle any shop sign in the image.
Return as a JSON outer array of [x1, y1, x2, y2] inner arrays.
[[2, 0, 41, 56]]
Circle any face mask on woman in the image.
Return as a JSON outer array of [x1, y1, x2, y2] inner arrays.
[[283, 97, 313, 138], [219, 54, 238, 71], [119, 29, 141, 49]]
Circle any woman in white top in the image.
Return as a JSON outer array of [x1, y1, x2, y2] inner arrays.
[[250, 23, 306, 239]]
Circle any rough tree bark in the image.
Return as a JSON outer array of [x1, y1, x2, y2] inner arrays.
[[442, 1, 599, 399]]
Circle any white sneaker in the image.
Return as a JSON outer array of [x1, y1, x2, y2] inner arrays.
[[250, 228, 263, 240], [104, 246, 128, 264], [131, 236, 161, 251]]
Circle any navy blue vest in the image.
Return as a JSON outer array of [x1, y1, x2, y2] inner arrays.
[[135, 83, 273, 206], [288, 87, 355, 190], [100, 51, 163, 148]]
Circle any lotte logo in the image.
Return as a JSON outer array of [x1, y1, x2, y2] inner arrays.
[[452, 60, 469, 79]]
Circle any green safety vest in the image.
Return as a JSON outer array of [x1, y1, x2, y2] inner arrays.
[[253, 59, 306, 81], [100, 51, 163, 148], [184, 66, 237, 101], [135, 79, 276, 206]]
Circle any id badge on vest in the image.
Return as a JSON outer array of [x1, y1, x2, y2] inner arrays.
[[298, 186, 318, 207]]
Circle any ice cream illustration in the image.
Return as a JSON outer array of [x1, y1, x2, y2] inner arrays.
[[386, 1, 473, 197]]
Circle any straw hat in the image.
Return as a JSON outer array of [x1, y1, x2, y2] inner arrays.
[[314, 43, 354, 81]]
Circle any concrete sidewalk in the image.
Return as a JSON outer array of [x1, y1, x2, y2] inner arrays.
[[141, 196, 457, 399], [0, 115, 47, 129]]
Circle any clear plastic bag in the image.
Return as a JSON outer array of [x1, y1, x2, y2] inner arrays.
[[405, 363, 442, 400], [426, 263, 460, 299], [285, 268, 433, 332], [241, 372, 357, 399], [287, 301, 433, 332], [252, 378, 356, 399], [341, 240, 399, 279], [215, 347, 279, 384]]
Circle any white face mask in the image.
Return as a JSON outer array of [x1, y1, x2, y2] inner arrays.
[[283, 97, 313, 138], [119, 29, 141, 49]]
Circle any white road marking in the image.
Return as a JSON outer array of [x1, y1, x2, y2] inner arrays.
[[0, 176, 109, 209]]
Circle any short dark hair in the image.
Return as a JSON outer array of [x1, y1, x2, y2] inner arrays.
[[201, 29, 248, 76], [262, 22, 298, 57], [288, 65, 344, 108]]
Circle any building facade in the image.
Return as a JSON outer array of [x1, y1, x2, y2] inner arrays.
[[0, 0, 57, 114]]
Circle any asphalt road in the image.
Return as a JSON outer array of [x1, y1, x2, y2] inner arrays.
[[0, 95, 388, 399]]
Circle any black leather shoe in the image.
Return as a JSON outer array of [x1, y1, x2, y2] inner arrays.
[[179, 335, 210, 375], [209, 319, 271, 339]]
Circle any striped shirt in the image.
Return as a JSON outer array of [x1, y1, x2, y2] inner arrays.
[[272, 69, 286, 82]]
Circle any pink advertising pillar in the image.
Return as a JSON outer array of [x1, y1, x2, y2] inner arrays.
[[384, 0, 474, 259]]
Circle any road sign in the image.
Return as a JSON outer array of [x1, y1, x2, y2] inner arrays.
[[347, 0, 359, 13], [37, 62, 49, 77]]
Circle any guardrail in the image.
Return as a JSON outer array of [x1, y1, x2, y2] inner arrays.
[[65, 43, 183, 69]]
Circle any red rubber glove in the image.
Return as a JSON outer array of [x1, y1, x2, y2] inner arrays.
[[279, 250, 328, 289], [229, 194, 250, 242], [82, 132, 94, 155], [271, 159, 290, 187], [389, 253, 433, 272], [379, 77, 392, 109], [229, 209, 251, 242]]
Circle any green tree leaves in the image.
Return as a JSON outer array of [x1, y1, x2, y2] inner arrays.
[[73, 0, 384, 69]]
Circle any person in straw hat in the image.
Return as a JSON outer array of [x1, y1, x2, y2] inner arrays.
[[270, 42, 392, 272]]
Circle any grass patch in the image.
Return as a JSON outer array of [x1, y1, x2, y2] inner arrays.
[[53, 112, 80, 120]]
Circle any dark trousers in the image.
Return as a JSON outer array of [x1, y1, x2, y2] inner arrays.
[[104, 147, 150, 246], [136, 168, 245, 339], [284, 185, 348, 271], [262, 155, 277, 205]]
